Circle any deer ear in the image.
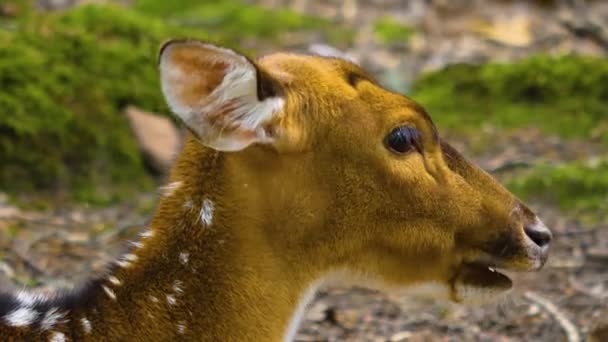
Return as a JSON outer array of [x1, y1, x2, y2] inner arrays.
[[159, 40, 285, 151]]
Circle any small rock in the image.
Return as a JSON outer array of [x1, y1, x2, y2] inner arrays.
[[37, 0, 76, 10], [0, 262, 15, 278], [305, 302, 328, 322], [587, 248, 608, 262], [390, 331, 413, 341], [308, 44, 357, 63], [0, 206, 19, 219], [126, 106, 181, 172], [526, 304, 540, 316], [470, 15, 534, 47], [64, 232, 89, 243], [334, 309, 360, 330]]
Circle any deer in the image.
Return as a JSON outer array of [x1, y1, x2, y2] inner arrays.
[[0, 40, 552, 341]]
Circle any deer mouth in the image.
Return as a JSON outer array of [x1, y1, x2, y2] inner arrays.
[[451, 262, 513, 302]]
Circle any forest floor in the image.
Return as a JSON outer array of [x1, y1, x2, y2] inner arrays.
[[1, 0, 608, 341]]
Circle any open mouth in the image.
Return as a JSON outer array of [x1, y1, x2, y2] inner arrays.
[[451, 262, 513, 302], [459, 263, 512, 289]]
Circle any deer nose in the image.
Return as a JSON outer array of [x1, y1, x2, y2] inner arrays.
[[524, 220, 552, 249]]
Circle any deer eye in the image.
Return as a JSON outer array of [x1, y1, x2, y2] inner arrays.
[[385, 126, 422, 154]]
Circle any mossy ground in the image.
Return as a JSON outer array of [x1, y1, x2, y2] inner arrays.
[[412, 56, 608, 220], [506, 160, 608, 223], [372, 17, 414, 45], [0, 1, 350, 205], [133, 0, 353, 46], [1, 4, 195, 204], [412, 55, 608, 142]]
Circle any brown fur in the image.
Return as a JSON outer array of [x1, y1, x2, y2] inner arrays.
[[0, 42, 550, 341]]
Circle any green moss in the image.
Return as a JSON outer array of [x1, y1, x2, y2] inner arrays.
[[507, 160, 608, 222], [0, 4, 209, 203], [134, 0, 353, 46], [373, 17, 414, 44], [132, 0, 204, 16], [412, 55, 608, 142]]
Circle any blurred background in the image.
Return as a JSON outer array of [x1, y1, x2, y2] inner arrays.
[[0, 0, 607, 340]]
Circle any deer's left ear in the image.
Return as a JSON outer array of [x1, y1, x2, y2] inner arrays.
[[159, 40, 285, 151]]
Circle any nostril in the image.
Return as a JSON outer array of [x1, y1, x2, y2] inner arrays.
[[524, 222, 552, 248]]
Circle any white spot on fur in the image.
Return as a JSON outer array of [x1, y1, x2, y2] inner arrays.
[[41, 308, 67, 331], [179, 252, 189, 265], [149, 295, 159, 303], [115, 260, 131, 268], [123, 254, 138, 262], [200, 199, 214, 226], [115, 253, 137, 268], [4, 307, 38, 327], [130, 241, 143, 249], [140, 230, 155, 238], [160, 181, 182, 197], [49, 331, 66, 342], [102, 285, 116, 300], [81, 317, 92, 334], [15, 291, 46, 307], [183, 200, 193, 210], [166, 295, 176, 306], [177, 321, 186, 334], [173, 280, 184, 294], [108, 276, 121, 286]]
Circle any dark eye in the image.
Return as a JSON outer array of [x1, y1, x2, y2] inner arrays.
[[385, 126, 422, 154], [347, 72, 363, 87]]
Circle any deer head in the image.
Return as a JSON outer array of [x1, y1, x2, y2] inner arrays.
[[158, 40, 551, 301], [0, 40, 551, 341]]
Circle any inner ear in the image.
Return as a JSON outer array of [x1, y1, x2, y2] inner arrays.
[[158, 40, 285, 151], [256, 67, 282, 100]]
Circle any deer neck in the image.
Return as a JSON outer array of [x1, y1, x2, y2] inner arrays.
[[105, 138, 324, 341], [0, 138, 323, 341]]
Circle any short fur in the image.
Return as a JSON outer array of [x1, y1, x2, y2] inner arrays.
[[0, 41, 550, 341]]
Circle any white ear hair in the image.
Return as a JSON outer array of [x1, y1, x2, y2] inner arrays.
[[159, 41, 284, 151]]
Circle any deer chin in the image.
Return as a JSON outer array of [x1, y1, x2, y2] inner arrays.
[[451, 263, 513, 304]]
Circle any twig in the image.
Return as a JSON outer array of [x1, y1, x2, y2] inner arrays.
[[0, 215, 73, 229], [524, 291, 581, 342], [95, 220, 148, 243], [561, 19, 608, 51], [489, 160, 532, 173], [559, 0, 608, 51], [556, 229, 596, 236], [8, 246, 47, 277], [568, 275, 608, 300]]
